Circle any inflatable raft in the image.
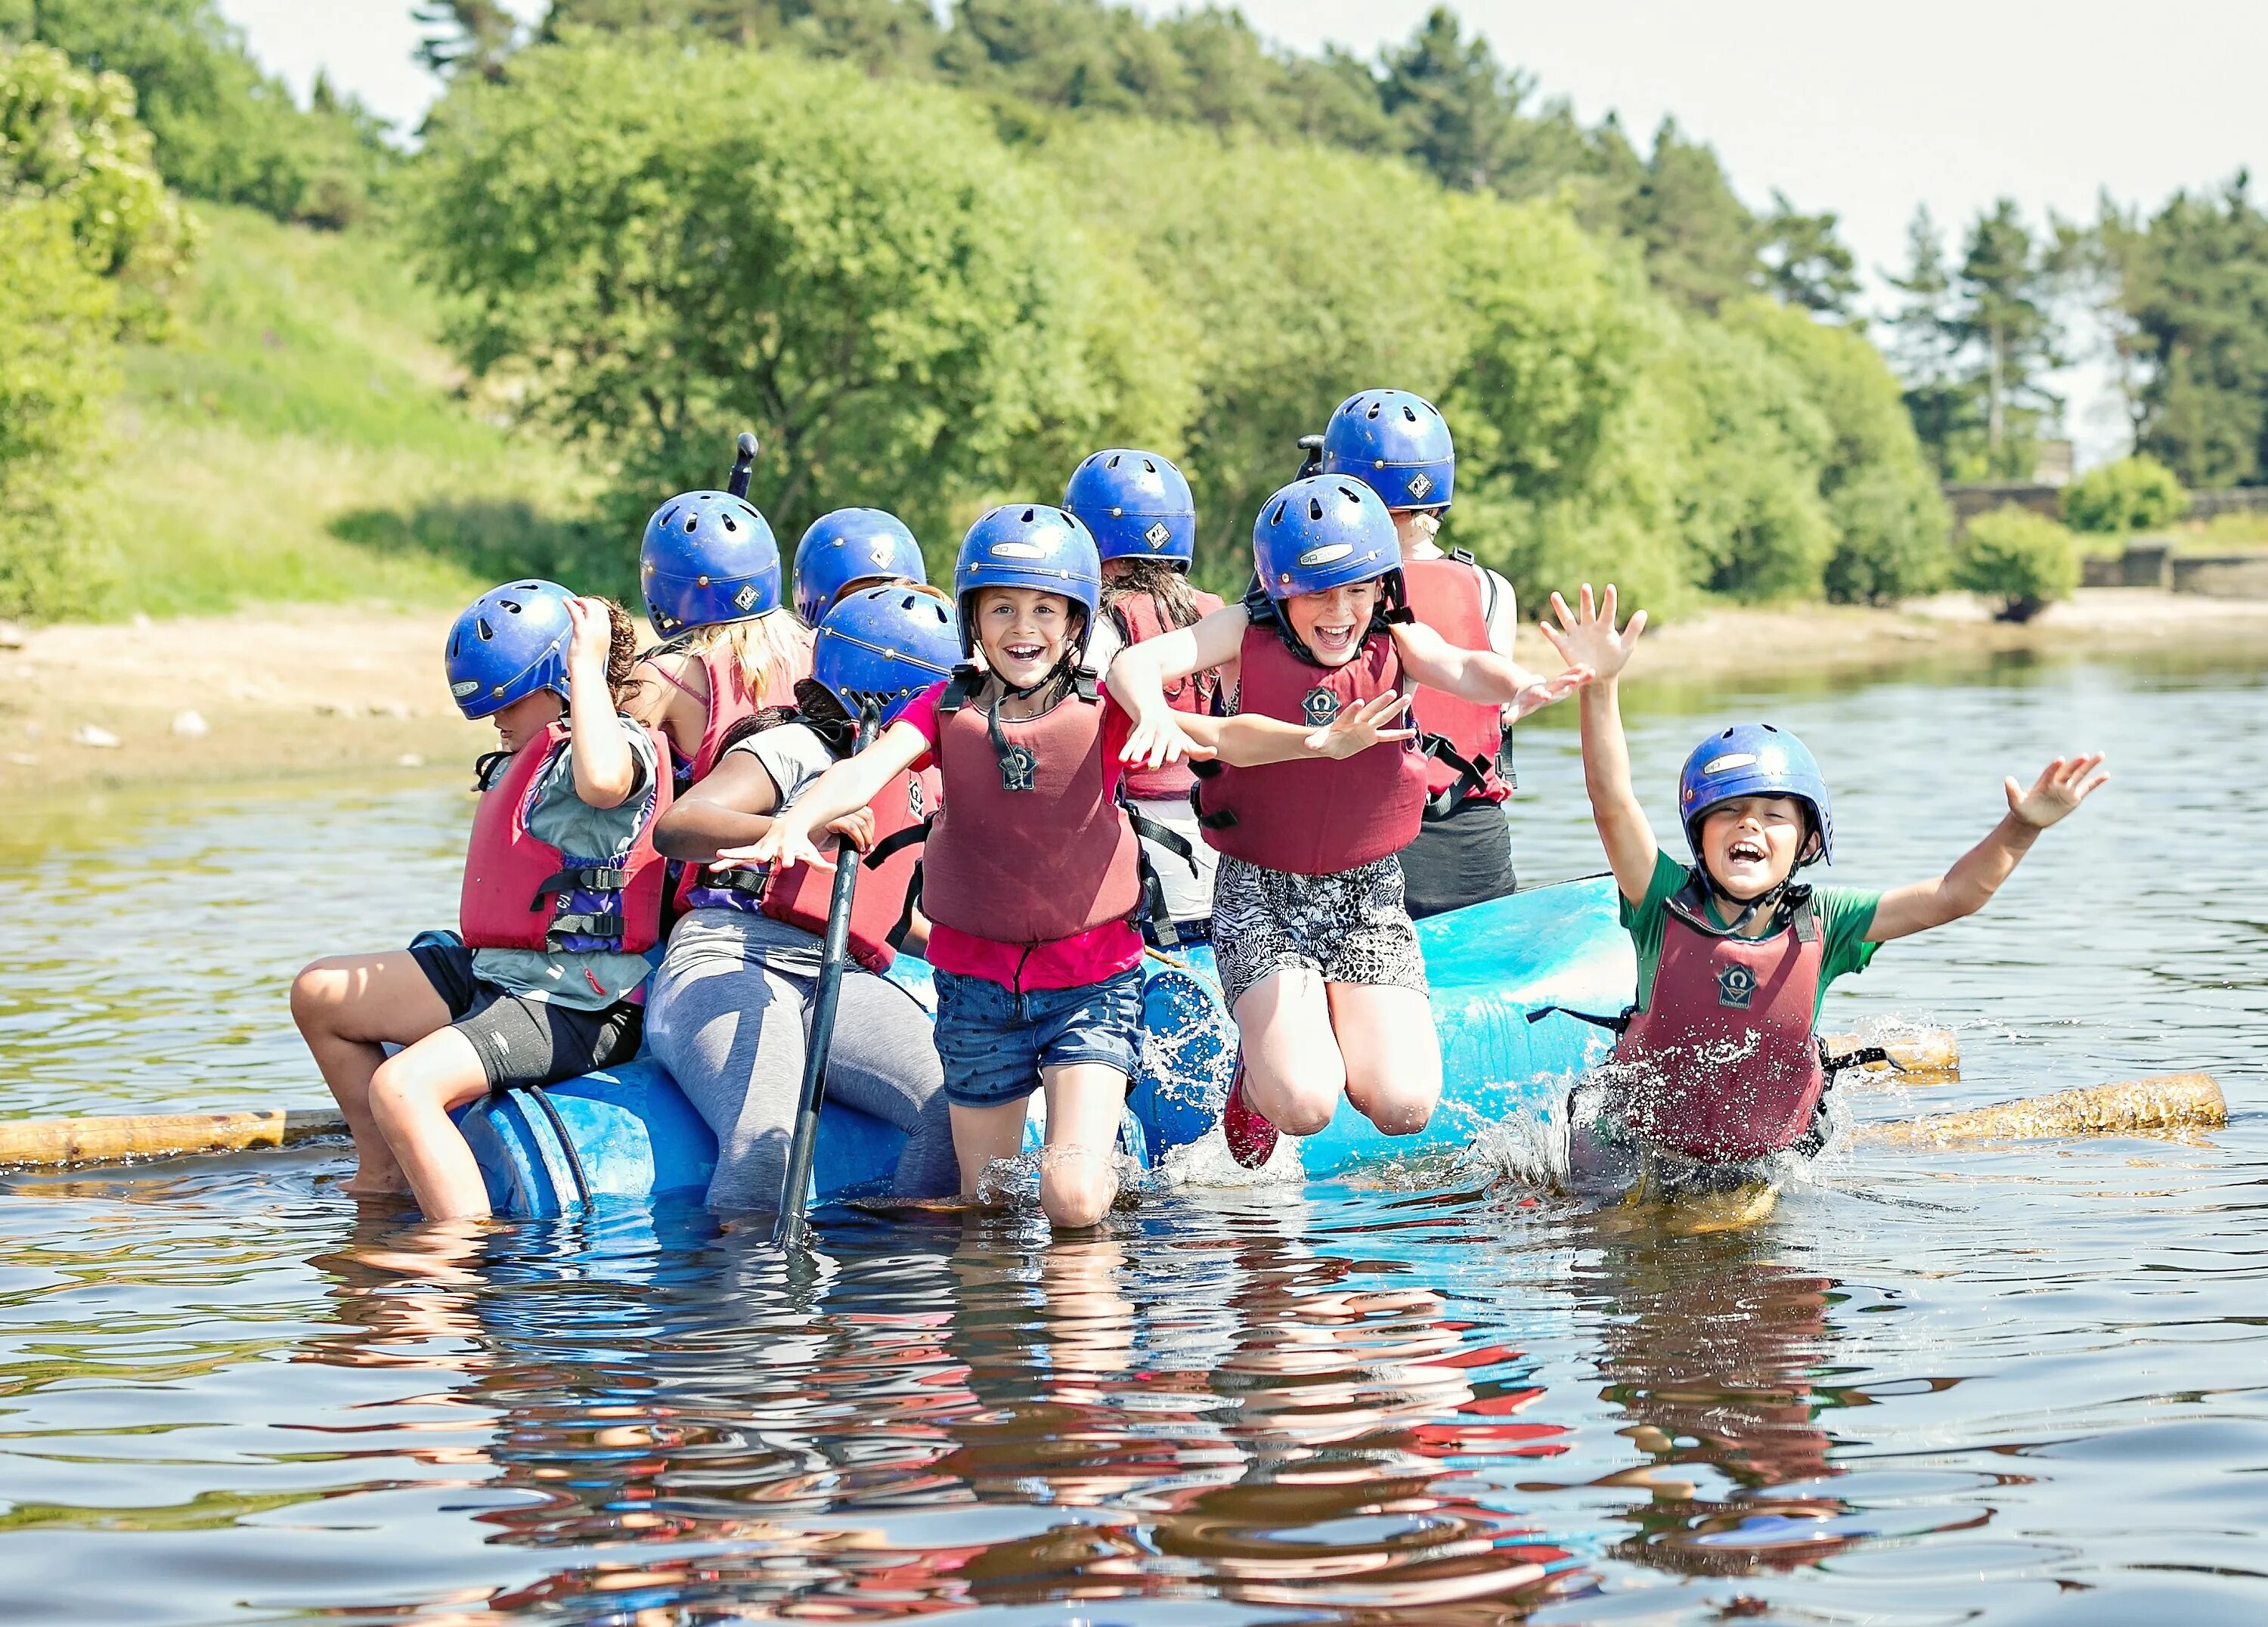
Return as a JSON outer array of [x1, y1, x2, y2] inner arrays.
[[457, 874, 1636, 1216]]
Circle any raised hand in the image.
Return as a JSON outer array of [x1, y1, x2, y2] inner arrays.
[[1539, 583, 1647, 683], [1305, 690, 1418, 759], [2005, 753, 2108, 830], [563, 595, 615, 677]]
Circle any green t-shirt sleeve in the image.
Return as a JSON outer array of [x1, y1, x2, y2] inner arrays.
[[1620, 848, 1692, 1013], [1811, 885, 1882, 989]]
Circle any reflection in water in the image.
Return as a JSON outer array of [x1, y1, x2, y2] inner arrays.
[[4, 650, 2267, 1622]]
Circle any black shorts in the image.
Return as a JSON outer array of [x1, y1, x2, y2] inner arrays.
[[1398, 796, 1517, 921], [409, 937, 644, 1090]]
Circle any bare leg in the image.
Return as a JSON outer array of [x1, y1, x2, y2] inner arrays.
[[290, 953, 454, 1195], [1232, 967, 1347, 1136], [1037, 1062, 1126, 1231], [367, 1027, 496, 1221], [951, 1096, 1033, 1204], [1328, 982, 1442, 1136]]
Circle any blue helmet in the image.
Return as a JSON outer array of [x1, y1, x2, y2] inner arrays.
[[1061, 448, 1195, 566], [792, 508, 927, 627], [810, 585, 960, 727], [951, 504, 1103, 660], [639, 490, 782, 639], [445, 580, 575, 720], [1677, 723, 1834, 867], [1321, 389, 1455, 511], [1251, 476, 1403, 603]]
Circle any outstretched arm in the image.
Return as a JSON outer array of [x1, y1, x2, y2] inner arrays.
[[1392, 619, 1590, 721], [1538, 584, 1656, 906], [653, 752, 782, 860], [1867, 755, 2108, 943], [1181, 692, 1417, 767], [734, 721, 928, 875], [1106, 603, 1247, 770]]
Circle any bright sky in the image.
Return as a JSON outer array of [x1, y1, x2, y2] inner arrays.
[[217, 1, 2266, 465]]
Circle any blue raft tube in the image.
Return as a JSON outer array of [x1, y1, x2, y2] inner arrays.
[[456, 875, 1637, 1216]]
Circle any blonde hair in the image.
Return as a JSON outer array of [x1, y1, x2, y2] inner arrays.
[[684, 609, 810, 708]]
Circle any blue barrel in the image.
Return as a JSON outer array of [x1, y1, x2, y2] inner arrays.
[[467, 875, 1633, 1216]]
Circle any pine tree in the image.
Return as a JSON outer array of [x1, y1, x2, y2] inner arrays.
[[414, 2, 518, 82]]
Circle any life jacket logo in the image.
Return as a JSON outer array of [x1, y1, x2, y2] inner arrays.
[[1716, 962, 1758, 1009], [999, 743, 1039, 792], [732, 582, 760, 612], [906, 773, 928, 819], [1300, 688, 1341, 727], [1405, 471, 1435, 501], [1142, 520, 1173, 550]]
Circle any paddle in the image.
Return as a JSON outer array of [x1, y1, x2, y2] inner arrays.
[[726, 429, 759, 498], [771, 705, 880, 1250]]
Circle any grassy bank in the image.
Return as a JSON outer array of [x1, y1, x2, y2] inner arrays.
[[97, 207, 611, 618]]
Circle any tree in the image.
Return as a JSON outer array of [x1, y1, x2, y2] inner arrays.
[[2062, 454, 2189, 533], [1882, 206, 1967, 477], [2099, 174, 2268, 487], [1759, 191, 1858, 317], [1618, 119, 1765, 313], [413, 36, 1178, 547], [1955, 506, 2077, 621], [1954, 199, 2064, 476], [414, 2, 518, 83], [1377, 7, 1523, 192]]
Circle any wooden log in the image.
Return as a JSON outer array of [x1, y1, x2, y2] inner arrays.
[[1857, 1073, 2224, 1149], [1823, 1027, 1960, 1076], [0, 1108, 348, 1170]]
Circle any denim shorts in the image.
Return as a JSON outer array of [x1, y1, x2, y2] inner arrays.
[[931, 965, 1145, 1108]]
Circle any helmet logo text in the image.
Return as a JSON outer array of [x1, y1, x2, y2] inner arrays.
[[1297, 543, 1354, 567], [1702, 752, 1757, 775], [1405, 472, 1435, 500], [1142, 521, 1172, 550], [733, 583, 760, 612], [990, 541, 1045, 559]]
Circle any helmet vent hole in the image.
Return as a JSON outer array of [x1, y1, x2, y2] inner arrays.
[[497, 599, 521, 614], [1107, 454, 1121, 468], [1269, 500, 1287, 526], [1402, 404, 1418, 421], [684, 515, 698, 532], [1365, 401, 1381, 420], [1021, 507, 1036, 522], [476, 618, 494, 640], [723, 517, 736, 531], [1142, 458, 1156, 473], [1307, 497, 1324, 521]]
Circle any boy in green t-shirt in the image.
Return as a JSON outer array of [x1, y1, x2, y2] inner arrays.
[[1540, 584, 2107, 1176]]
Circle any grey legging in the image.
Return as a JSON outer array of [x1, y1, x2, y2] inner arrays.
[[646, 913, 957, 1213]]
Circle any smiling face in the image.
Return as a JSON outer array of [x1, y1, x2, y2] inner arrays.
[[1697, 795, 1813, 900], [974, 586, 1078, 688], [1282, 580, 1383, 668], [491, 689, 565, 754]]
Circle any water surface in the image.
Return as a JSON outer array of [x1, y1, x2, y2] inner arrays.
[[3, 647, 2265, 1624]]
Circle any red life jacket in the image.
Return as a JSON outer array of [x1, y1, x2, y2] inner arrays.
[[1111, 587, 1225, 802], [665, 626, 816, 790], [1194, 622, 1428, 876], [459, 720, 674, 956], [920, 671, 1142, 946], [1401, 551, 1510, 812], [675, 720, 939, 975], [1612, 883, 1826, 1162]]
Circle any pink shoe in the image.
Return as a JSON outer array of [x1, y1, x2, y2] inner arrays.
[[1222, 1063, 1279, 1170]]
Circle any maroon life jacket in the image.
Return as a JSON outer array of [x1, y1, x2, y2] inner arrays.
[[920, 669, 1142, 946], [1111, 587, 1225, 802], [661, 628, 816, 792], [671, 716, 938, 974], [460, 719, 674, 956], [1194, 621, 1428, 876], [1401, 551, 1511, 812], [1613, 882, 1827, 1162]]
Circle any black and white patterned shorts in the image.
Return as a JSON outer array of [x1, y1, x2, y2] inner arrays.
[[1212, 854, 1430, 1012]]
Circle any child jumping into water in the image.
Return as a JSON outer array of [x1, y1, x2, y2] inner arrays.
[[290, 581, 669, 1220], [746, 504, 1411, 1228], [1541, 584, 2108, 1178], [1108, 476, 1589, 1170]]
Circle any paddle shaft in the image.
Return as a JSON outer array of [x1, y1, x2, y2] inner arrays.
[[772, 712, 876, 1248]]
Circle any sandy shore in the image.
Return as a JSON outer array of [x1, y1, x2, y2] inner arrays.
[[3, 590, 2263, 798]]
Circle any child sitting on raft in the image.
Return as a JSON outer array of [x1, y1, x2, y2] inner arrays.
[[745, 504, 1411, 1229], [630, 488, 813, 793], [1063, 448, 1225, 941], [1540, 583, 2108, 1181], [644, 585, 961, 1216], [1108, 475, 1590, 1170], [290, 581, 668, 1219]]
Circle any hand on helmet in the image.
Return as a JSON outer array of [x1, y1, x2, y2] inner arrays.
[[563, 595, 615, 681], [2005, 753, 2108, 829], [1540, 583, 1646, 683], [1306, 690, 1417, 759]]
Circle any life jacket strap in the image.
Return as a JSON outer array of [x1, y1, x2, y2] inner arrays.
[[1419, 730, 1495, 819], [1525, 1003, 1634, 1034], [472, 748, 514, 792], [1123, 804, 1198, 950], [863, 817, 931, 869], [546, 910, 624, 941], [886, 858, 922, 953], [937, 665, 984, 716], [530, 864, 632, 910]]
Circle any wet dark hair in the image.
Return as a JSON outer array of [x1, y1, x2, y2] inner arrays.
[[600, 600, 640, 707], [1101, 556, 1200, 633]]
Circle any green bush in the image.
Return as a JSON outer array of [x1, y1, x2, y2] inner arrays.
[[2062, 453, 2190, 534], [1955, 504, 2079, 622]]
